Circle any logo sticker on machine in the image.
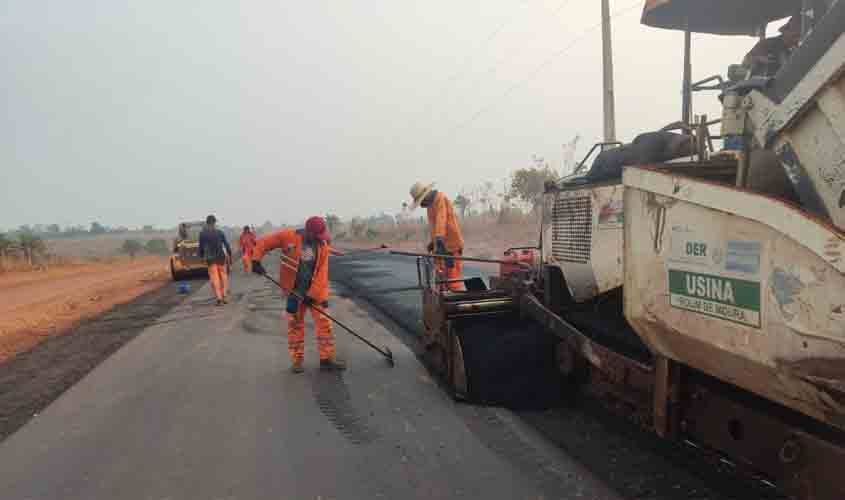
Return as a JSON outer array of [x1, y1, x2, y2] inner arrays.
[[667, 228, 762, 328], [725, 240, 761, 274], [668, 270, 761, 328], [597, 199, 624, 228]]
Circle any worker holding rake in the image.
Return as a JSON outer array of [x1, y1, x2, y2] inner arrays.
[[409, 182, 465, 291], [251, 216, 346, 373]]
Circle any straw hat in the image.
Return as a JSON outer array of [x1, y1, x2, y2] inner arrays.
[[409, 182, 434, 209]]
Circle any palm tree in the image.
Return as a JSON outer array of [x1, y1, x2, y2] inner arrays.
[[17, 231, 45, 266]]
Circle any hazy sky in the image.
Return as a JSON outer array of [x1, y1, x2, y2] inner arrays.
[[2, 0, 764, 230]]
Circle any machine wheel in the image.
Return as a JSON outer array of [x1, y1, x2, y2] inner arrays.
[[170, 260, 184, 281]]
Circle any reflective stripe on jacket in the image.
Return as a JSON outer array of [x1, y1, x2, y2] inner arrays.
[[253, 228, 330, 303]]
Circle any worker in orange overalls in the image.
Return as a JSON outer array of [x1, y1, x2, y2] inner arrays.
[[251, 216, 346, 373], [198, 214, 233, 306], [238, 225, 256, 273], [409, 182, 465, 291]]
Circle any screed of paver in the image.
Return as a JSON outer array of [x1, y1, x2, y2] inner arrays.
[[0, 263, 620, 500]]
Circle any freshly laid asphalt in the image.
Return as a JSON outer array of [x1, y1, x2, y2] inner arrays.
[[0, 259, 619, 500]]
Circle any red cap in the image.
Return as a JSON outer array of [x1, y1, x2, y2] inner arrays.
[[305, 216, 330, 241]]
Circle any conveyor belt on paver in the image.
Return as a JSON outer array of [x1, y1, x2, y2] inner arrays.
[[564, 311, 653, 365]]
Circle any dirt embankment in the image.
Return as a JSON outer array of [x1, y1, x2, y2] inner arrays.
[[0, 257, 170, 363]]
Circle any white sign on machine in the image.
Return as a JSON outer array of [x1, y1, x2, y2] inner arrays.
[[666, 226, 762, 328]]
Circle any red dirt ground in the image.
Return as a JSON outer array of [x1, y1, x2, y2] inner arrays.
[[0, 257, 169, 363]]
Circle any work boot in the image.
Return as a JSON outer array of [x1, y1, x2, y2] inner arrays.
[[222, 296, 229, 304], [320, 357, 346, 371], [290, 360, 304, 374], [216, 299, 224, 306]]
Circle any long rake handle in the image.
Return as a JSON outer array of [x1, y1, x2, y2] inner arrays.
[[261, 273, 394, 361], [390, 250, 531, 267]]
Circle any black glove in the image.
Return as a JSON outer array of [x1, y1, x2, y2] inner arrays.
[[427, 242, 434, 253], [435, 237, 448, 256], [302, 295, 315, 307], [251, 260, 266, 275], [286, 295, 299, 314]]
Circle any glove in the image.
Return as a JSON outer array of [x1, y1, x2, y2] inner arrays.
[[445, 256, 455, 269], [435, 237, 448, 256], [286, 295, 300, 314], [251, 260, 266, 275], [427, 242, 434, 253], [302, 295, 315, 307]]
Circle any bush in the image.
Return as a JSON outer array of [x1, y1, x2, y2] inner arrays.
[[350, 218, 367, 239], [121, 239, 143, 258], [498, 205, 525, 225], [144, 239, 169, 255], [18, 231, 46, 265]]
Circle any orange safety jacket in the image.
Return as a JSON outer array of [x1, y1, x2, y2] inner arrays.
[[253, 228, 331, 304], [239, 232, 256, 256], [427, 191, 464, 253]]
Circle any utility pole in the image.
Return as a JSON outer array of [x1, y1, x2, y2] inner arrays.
[[601, 0, 616, 143], [681, 29, 692, 127]]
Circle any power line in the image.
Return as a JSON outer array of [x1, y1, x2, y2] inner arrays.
[[423, 0, 576, 128], [386, 2, 530, 151], [388, 0, 571, 157], [428, 0, 578, 106], [431, 0, 576, 117], [419, 0, 642, 160], [435, 0, 574, 100]]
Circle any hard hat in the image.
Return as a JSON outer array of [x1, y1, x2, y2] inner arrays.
[[409, 182, 434, 209]]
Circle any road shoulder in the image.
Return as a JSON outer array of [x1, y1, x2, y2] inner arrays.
[[0, 277, 196, 441]]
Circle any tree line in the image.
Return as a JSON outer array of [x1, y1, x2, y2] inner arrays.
[[9, 222, 167, 238], [316, 158, 561, 244]]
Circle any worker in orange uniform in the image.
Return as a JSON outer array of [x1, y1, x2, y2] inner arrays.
[[238, 225, 256, 273], [251, 216, 346, 373], [409, 182, 465, 291], [198, 214, 233, 306]]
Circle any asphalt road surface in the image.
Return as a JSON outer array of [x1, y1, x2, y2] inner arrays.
[[0, 259, 620, 500]]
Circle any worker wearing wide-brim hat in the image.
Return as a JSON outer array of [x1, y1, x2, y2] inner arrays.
[[409, 182, 465, 292], [251, 216, 346, 373]]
